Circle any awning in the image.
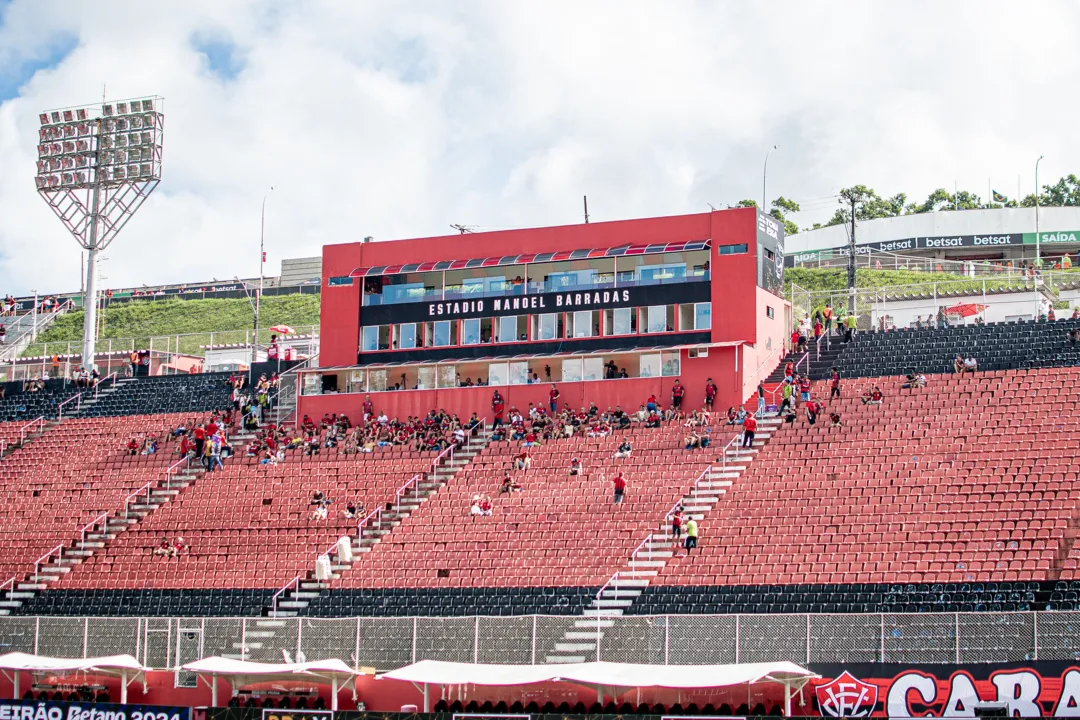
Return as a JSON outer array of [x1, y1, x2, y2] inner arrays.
[[181, 657, 374, 710], [378, 660, 819, 714], [944, 302, 988, 317], [349, 240, 710, 278], [0, 652, 149, 703]]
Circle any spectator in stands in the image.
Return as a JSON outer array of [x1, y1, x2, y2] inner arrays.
[[671, 379, 685, 409], [500, 473, 521, 494], [1069, 328, 1080, 347], [470, 494, 492, 518], [609, 472, 627, 504], [569, 456, 583, 476], [670, 508, 683, 546], [953, 355, 965, 374], [1073, 307, 1080, 320], [742, 413, 757, 448], [798, 375, 811, 405], [901, 372, 927, 390], [684, 431, 701, 450], [704, 378, 718, 410], [614, 440, 633, 459], [683, 518, 699, 555], [153, 538, 173, 559], [779, 379, 793, 415], [343, 501, 362, 519], [645, 409, 661, 429], [813, 317, 823, 341], [784, 360, 795, 381], [548, 384, 560, 414], [646, 394, 658, 413], [514, 449, 531, 473], [963, 357, 978, 374], [782, 407, 797, 424], [127, 437, 139, 455], [805, 399, 819, 426], [843, 313, 856, 342], [725, 407, 737, 425], [868, 387, 884, 404], [310, 491, 331, 520], [829, 368, 841, 399], [822, 303, 834, 335], [267, 335, 280, 361], [757, 381, 766, 417], [829, 411, 842, 427], [0, 325, 5, 345]]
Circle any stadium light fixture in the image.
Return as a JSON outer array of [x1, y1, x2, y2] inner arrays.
[[35, 95, 164, 370]]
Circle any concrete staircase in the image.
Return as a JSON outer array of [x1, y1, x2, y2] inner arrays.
[[544, 416, 783, 663], [0, 424, 259, 616]]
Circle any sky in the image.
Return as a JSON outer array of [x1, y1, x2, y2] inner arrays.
[[0, 0, 1077, 295]]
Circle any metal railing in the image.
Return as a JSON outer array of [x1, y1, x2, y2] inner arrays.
[[79, 513, 109, 545], [0, 576, 15, 597], [33, 544, 64, 581], [18, 416, 45, 444], [94, 371, 119, 397], [270, 575, 303, 614], [56, 393, 82, 420], [4, 611, 1072, 670]]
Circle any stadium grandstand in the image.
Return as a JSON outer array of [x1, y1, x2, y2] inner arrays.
[[5, 208, 1080, 716]]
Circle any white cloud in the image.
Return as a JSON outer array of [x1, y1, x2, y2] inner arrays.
[[0, 0, 1077, 294]]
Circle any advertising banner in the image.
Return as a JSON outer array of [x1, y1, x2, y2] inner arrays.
[[785, 233, 1026, 266], [0, 700, 190, 720], [261, 711, 332, 720], [1024, 230, 1080, 245], [810, 662, 1080, 718]]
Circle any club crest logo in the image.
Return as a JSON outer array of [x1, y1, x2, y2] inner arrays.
[[817, 671, 879, 717]]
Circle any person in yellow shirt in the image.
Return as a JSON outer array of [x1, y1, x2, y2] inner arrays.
[[684, 518, 699, 555]]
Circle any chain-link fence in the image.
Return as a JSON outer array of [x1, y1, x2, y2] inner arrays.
[[0, 612, 1067, 671]]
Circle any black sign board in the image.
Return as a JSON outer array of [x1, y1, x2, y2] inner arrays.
[[359, 282, 711, 326], [0, 700, 190, 720]]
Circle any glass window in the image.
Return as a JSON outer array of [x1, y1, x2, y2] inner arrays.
[[417, 366, 436, 390], [645, 306, 667, 334], [766, 306, 775, 318], [347, 370, 365, 394], [716, 243, 748, 255], [368, 369, 387, 392], [498, 316, 519, 343], [583, 356, 603, 382], [301, 373, 322, 395], [562, 358, 582, 382], [433, 320, 452, 347], [534, 313, 557, 341], [662, 351, 681, 376], [571, 310, 594, 338], [397, 323, 417, 349], [695, 302, 712, 330], [679, 304, 695, 331], [604, 307, 633, 336], [489, 362, 509, 386], [463, 318, 481, 345], [509, 361, 529, 385], [436, 365, 457, 388], [639, 353, 661, 378], [361, 326, 379, 352]]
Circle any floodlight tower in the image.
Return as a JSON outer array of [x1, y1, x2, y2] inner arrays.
[[34, 96, 164, 370]]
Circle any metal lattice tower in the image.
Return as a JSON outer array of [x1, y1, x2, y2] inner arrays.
[[34, 96, 164, 370]]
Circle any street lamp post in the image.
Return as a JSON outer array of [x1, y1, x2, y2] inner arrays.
[[254, 186, 276, 346], [1035, 155, 1045, 267], [763, 145, 778, 210]]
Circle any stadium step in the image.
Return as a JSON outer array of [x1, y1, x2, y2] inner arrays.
[[553, 642, 596, 652], [545, 655, 589, 663], [564, 631, 604, 640], [573, 618, 615, 629], [582, 608, 623, 616]]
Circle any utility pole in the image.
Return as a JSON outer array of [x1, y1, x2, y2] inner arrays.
[[838, 186, 869, 319], [583, 195, 590, 224]]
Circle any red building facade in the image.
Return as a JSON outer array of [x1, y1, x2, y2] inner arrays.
[[299, 208, 789, 422]]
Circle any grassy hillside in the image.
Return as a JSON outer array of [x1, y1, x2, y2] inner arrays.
[[23, 294, 321, 357], [785, 267, 1080, 297]]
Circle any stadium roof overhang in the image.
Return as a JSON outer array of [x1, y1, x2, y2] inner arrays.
[[181, 657, 374, 709], [378, 659, 819, 713], [348, 240, 710, 278], [0, 652, 149, 703]]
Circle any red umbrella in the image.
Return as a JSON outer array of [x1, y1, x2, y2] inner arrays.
[[943, 303, 987, 318], [269, 324, 296, 335]]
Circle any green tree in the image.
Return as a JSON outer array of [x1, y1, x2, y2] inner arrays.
[[735, 199, 758, 208], [769, 196, 801, 236], [828, 185, 893, 226]]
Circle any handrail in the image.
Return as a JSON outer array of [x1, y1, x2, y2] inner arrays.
[[717, 432, 743, 473], [79, 512, 109, 545], [57, 392, 82, 420], [94, 371, 119, 398], [34, 543, 65, 580], [19, 415, 45, 444], [270, 574, 302, 614], [123, 480, 155, 518], [0, 576, 16, 597]]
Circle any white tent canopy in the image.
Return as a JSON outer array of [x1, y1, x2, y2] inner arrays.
[[0, 652, 149, 703], [378, 660, 819, 714], [181, 657, 374, 710]]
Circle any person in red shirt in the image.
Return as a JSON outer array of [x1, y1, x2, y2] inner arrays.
[[610, 472, 626, 504], [704, 378, 717, 410], [362, 395, 374, 420], [646, 395, 658, 413], [813, 319, 824, 339], [829, 368, 842, 399], [549, 384, 560, 414], [805, 399, 819, 425], [193, 425, 206, 458], [742, 414, 757, 448], [569, 456, 582, 476], [670, 508, 683, 547], [515, 450, 531, 472], [671, 379, 685, 409]]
